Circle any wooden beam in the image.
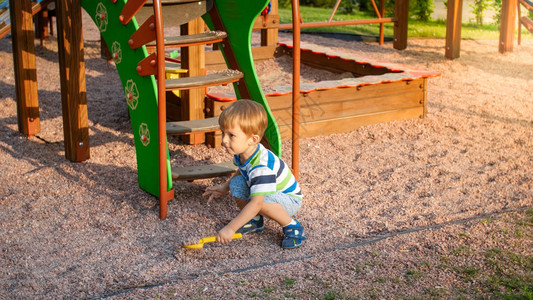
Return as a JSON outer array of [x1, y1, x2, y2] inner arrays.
[[393, 0, 409, 50], [445, 0, 463, 59], [9, 0, 40, 137], [35, 7, 49, 46], [500, 0, 517, 53], [180, 17, 206, 145], [206, 78, 428, 146], [277, 107, 424, 141], [205, 45, 278, 70], [56, 0, 90, 162], [520, 16, 533, 33], [260, 0, 278, 47]]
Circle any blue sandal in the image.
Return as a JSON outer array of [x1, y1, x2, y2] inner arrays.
[[282, 220, 306, 249], [237, 215, 264, 234]]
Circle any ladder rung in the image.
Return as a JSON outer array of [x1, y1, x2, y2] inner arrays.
[[136, 0, 211, 28], [147, 31, 227, 48], [165, 61, 182, 71], [165, 69, 243, 90], [171, 161, 237, 181], [0, 9, 9, 24], [520, 16, 533, 33], [167, 117, 219, 135], [0, 22, 8, 39]]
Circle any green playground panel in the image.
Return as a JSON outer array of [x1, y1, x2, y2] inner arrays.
[[81, 0, 171, 197], [203, 0, 282, 157], [80, 0, 282, 197]]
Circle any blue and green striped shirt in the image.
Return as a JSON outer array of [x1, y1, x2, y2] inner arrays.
[[234, 144, 303, 200]]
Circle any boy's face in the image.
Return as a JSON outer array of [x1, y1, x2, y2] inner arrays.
[[221, 123, 258, 160]]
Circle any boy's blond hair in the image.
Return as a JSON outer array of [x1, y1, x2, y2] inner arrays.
[[218, 100, 268, 138]]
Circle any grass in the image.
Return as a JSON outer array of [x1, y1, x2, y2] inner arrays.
[[237, 209, 532, 299], [278, 5, 533, 40]]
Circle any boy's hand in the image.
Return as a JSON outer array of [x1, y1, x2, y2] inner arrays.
[[202, 184, 229, 203], [216, 226, 236, 243]]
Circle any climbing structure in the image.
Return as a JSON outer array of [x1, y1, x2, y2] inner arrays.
[[79, 0, 281, 219], [518, 0, 533, 44], [0, 0, 52, 40]]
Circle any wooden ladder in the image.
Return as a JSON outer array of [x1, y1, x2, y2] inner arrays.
[[119, 0, 271, 218], [518, 0, 533, 45]]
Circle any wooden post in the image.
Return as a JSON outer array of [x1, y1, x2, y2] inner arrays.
[[393, 0, 408, 50], [379, 0, 385, 45], [180, 17, 206, 145], [500, 0, 517, 53], [517, 0, 522, 45], [9, 0, 40, 137], [36, 8, 49, 46], [261, 0, 278, 47], [55, 0, 90, 162], [445, 0, 463, 59]]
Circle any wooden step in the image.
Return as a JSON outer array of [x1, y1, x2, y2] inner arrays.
[[131, 22, 226, 50], [0, 22, 8, 40], [165, 60, 182, 71], [521, 0, 533, 11], [165, 69, 243, 91], [171, 161, 236, 181], [136, 0, 212, 28], [520, 16, 533, 34], [147, 31, 227, 48], [0, 8, 8, 23], [167, 117, 219, 135], [0, 7, 8, 39], [147, 0, 207, 4], [31, 0, 52, 15]]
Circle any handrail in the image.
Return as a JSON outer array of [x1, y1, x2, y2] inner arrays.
[[291, 0, 300, 179], [153, 0, 169, 219], [278, 17, 395, 29]]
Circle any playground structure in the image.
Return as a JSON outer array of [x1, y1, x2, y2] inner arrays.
[[445, 0, 526, 57], [0, 0, 54, 43], [4, 0, 411, 220], [518, 0, 533, 45], [3, 0, 526, 219]]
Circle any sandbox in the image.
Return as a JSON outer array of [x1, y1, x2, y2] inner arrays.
[[205, 42, 440, 145]]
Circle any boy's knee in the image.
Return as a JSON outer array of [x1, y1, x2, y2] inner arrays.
[[230, 175, 250, 200]]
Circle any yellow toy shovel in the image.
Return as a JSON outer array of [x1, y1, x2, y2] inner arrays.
[[183, 233, 243, 249]]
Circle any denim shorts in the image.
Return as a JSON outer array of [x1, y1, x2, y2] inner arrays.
[[229, 175, 302, 217]]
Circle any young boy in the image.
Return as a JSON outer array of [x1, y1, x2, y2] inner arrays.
[[203, 100, 305, 249]]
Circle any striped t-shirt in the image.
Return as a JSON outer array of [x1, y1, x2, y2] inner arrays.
[[234, 144, 303, 200]]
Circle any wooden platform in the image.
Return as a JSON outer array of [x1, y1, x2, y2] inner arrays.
[[167, 117, 219, 135], [171, 161, 236, 181]]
